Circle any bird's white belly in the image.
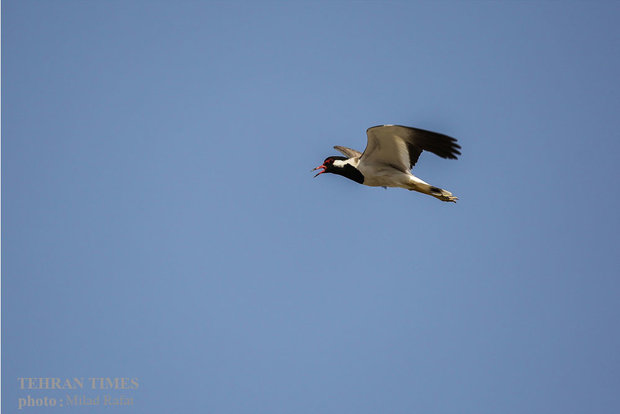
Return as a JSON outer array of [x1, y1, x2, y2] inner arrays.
[[359, 166, 415, 188]]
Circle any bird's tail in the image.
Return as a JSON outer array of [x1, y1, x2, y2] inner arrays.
[[408, 176, 458, 202]]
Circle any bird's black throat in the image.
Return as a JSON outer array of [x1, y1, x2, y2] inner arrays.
[[331, 164, 364, 184]]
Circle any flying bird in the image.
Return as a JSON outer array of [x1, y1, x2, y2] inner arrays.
[[312, 125, 461, 202]]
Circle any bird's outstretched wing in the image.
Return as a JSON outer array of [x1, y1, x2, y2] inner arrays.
[[362, 125, 461, 172], [333, 145, 362, 158]]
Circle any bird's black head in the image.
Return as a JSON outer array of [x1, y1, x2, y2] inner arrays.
[[312, 155, 365, 184], [312, 156, 347, 177]]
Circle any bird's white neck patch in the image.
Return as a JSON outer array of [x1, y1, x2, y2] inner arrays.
[[334, 158, 359, 168]]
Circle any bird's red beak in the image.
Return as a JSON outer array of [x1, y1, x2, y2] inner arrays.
[[312, 164, 326, 177]]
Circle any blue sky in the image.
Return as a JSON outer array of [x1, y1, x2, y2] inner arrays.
[[3, 1, 620, 413]]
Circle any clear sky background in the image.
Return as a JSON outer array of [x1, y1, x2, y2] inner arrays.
[[3, 1, 620, 413]]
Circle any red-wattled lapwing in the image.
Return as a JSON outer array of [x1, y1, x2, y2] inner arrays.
[[312, 124, 461, 202]]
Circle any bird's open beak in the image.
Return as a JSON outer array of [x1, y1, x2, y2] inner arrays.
[[312, 164, 326, 178]]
